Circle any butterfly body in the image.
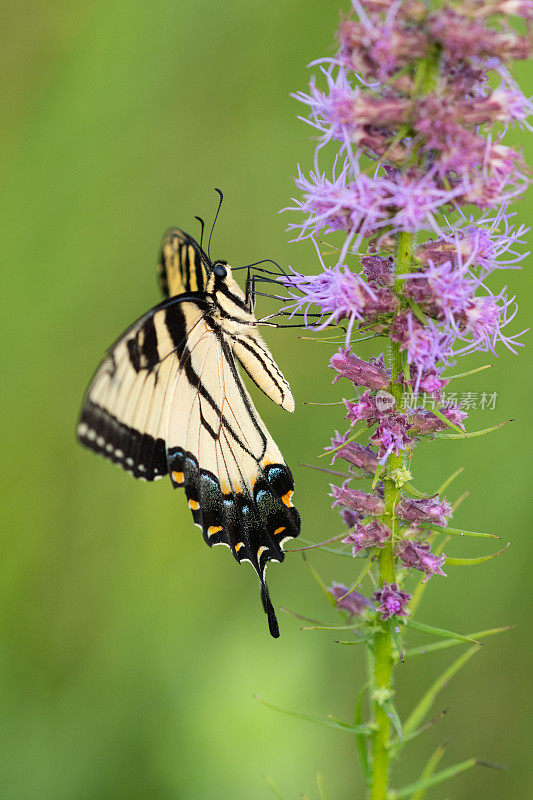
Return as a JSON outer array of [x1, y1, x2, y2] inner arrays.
[[78, 228, 299, 637]]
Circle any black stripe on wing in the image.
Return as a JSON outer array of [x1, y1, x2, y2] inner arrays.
[[167, 446, 300, 637], [78, 400, 167, 480], [158, 228, 210, 298], [77, 294, 209, 481]]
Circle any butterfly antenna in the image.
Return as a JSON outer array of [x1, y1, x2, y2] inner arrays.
[[242, 258, 290, 280], [207, 188, 224, 260], [194, 216, 206, 250], [260, 581, 280, 638]]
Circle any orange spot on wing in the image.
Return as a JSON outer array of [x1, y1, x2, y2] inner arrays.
[[172, 471, 184, 484], [282, 490, 294, 507], [273, 526, 286, 535], [235, 542, 244, 553], [188, 499, 200, 511], [207, 525, 223, 536]]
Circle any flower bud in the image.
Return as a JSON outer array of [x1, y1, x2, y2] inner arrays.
[[343, 520, 392, 555], [373, 583, 411, 620], [330, 348, 391, 389], [330, 481, 385, 516], [326, 432, 379, 474], [328, 582, 372, 616], [396, 539, 447, 581], [396, 497, 452, 527]]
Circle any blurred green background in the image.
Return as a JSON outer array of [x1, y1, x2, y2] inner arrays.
[[1, 1, 531, 798]]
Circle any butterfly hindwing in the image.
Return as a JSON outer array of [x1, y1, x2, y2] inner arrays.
[[164, 315, 300, 635]]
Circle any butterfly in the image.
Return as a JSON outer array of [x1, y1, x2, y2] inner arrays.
[[77, 220, 300, 637]]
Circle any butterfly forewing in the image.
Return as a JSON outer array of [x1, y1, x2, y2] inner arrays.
[[158, 228, 210, 297], [77, 298, 207, 480], [78, 228, 300, 637]]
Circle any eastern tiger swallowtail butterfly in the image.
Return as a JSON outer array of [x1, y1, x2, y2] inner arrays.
[[77, 226, 300, 637]]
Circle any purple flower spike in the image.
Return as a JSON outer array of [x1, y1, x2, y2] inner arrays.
[[338, 12, 429, 81], [284, 0, 527, 784], [281, 261, 396, 343], [400, 364, 450, 397], [397, 497, 453, 527], [326, 432, 379, 474], [429, 7, 531, 64], [396, 539, 447, 582], [371, 415, 417, 462], [343, 520, 392, 555], [330, 481, 385, 516], [362, 255, 395, 286], [345, 391, 380, 425], [328, 582, 372, 616], [391, 312, 454, 388], [294, 69, 411, 149], [329, 348, 391, 388], [373, 583, 411, 620], [404, 261, 478, 326]]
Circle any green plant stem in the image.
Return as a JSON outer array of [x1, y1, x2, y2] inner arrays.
[[370, 231, 412, 800], [367, 48, 441, 800]]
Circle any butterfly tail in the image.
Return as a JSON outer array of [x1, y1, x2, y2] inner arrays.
[[260, 581, 280, 639]]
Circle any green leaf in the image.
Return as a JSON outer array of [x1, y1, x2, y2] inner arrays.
[[302, 554, 337, 606], [254, 696, 375, 735], [297, 538, 357, 557], [354, 684, 371, 786], [404, 617, 482, 644], [328, 713, 376, 733], [446, 363, 493, 380], [434, 419, 513, 439], [446, 543, 509, 566], [300, 623, 361, 632], [384, 698, 402, 741], [431, 407, 466, 435], [339, 555, 375, 598], [435, 466, 464, 495], [390, 758, 477, 799], [419, 524, 501, 540], [298, 461, 358, 478], [402, 483, 433, 499], [410, 743, 447, 800], [303, 400, 348, 406], [307, 546, 356, 558], [391, 710, 447, 754], [287, 533, 347, 553], [335, 638, 374, 646], [264, 775, 289, 800], [403, 358, 411, 387], [405, 626, 512, 658], [299, 334, 377, 345], [403, 646, 480, 737], [390, 620, 404, 663], [406, 297, 428, 324], [279, 607, 327, 627], [372, 462, 384, 489], [316, 772, 332, 800]]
